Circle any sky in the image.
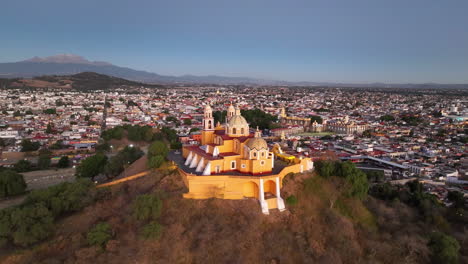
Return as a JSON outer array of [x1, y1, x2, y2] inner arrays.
[[1, 0, 468, 83]]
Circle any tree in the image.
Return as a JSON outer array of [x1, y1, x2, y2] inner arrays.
[[309, 115, 323, 124], [447, 191, 465, 209], [141, 221, 162, 239], [148, 155, 165, 169], [20, 139, 40, 152], [0, 170, 27, 198], [170, 141, 182, 150], [148, 141, 169, 158], [104, 146, 143, 178], [43, 108, 56, 115], [315, 160, 336, 178], [362, 130, 372, 138], [75, 153, 108, 179], [9, 203, 54, 247], [87, 222, 113, 248], [25, 179, 93, 217], [14, 160, 32, 172], [166, 116, 178, 123], [380, 114, 395, 121], [183, 118, 192, 125], [428, 231, 460, 264], [58, 156, 70, 168], [133, 194, 163, 221], [45, 123, 53, 134], [37, 150, 52, 170]]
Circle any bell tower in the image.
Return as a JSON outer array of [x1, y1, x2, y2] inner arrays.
[[227, 103, 235, 122], [202, 104, 215, 145], [203, 104, 214, 130]]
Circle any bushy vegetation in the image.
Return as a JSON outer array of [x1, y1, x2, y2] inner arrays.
[[285, 195, 298, 205], [133, 193, 164, 240], [20, 139, 40, 152], [400, 114, 422, 126], [13, 159, 33, 172], [380, 114, 395, 121], [148, 155, 165, 169], [58, 156, 70, 168], [213, 109, 279, 129], [24, 179, 94, 217], [141, 221, 162, 239], [0, 179, 94, 247], [314, 160, 369, 200], [0, 169, 27, 198], [147, 140, 169, 169], [104, 146, 144, 178], [428, 231, 460, 264], [75, 153, 108, 180], [133, 194, 163, 221], [102, 125, 154, 142], [308, 115, 323, 124], [369, 180, 466, 262], [0, 203, 54, 247], [87, 222, 113, 248]]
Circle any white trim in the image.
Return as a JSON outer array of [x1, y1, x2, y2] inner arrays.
[[185, 151, 193, 166], [196, 157, 205, 172], [189, 155, 198, 168], [275, 177, 285, 211], [202, 162, 211, 175]]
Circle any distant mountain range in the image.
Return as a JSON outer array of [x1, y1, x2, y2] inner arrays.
[[0, 54, 467, 88]]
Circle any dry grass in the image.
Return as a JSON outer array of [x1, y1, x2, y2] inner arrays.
[[1, 171, 437, 264]]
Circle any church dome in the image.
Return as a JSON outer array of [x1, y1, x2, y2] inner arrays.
[[227, 115, 248, 127], [246, 137, 268, 150]]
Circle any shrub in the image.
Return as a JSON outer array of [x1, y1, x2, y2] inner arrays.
[[133, 194, 162, 221], [148, 155, 165, 169], [148, 141, 169, 158], [0, 169, 27, 198], [13, 159, 33, 172], [0, 203, 54, 247], [141, 221, 163, 239], [20, 139, 40, 152], [57, 156, 70, 168], [428, 231, 460, 264], [104, 146, 144, 178], [75, 153, 108, 179], [87, 222, 113, 248], [24, 178, 93, 217], [286, 195, 298, 206]]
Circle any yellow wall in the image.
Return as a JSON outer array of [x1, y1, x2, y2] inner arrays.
[[181, 158, 311, 200]]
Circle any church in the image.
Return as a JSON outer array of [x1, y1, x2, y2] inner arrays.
[[178, 103, 314, 214]]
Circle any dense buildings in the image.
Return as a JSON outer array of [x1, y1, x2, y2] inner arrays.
[[0, 85, 467, 203]]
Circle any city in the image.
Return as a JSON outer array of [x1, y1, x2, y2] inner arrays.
[[1, 0, 467, 263]]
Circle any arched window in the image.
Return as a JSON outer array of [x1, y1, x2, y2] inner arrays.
[[233, 128, 237, 134], [241, 128, 244, 134]]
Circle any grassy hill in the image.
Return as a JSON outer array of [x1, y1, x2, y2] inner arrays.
[[0, 72, 163, 91], [0, 167, 466, 263]]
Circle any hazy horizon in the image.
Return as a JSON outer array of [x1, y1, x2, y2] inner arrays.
[[2, 0, 468, 84]]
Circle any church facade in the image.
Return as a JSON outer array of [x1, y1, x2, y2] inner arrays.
[[179, 104, 313, 214]]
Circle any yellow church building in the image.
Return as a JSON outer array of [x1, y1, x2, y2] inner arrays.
[[178, 103, 313, 214]]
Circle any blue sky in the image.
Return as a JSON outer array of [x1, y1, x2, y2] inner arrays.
[[1, 0, 468, 83]]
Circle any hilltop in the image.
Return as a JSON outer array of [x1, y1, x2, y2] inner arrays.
[[1, 167, 465, 264], [0, 72, 163, 91]]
